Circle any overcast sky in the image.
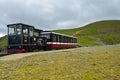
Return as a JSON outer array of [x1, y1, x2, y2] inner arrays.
[[0, 0, 120, 37]]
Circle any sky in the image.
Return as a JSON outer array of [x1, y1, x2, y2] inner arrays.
[[0, 0, 120, 37]]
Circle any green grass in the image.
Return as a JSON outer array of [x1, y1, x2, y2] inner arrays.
[[77, 36, 101, 46], [0, 45, 120, 80], [53, 20, 120, 46], [99, 34, 120, 44], [0, 35, 7, 49]]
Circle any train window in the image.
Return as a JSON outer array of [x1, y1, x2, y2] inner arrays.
[[58, 35, 60, 42], [9, 27, 15, 35], [71, 38, 73, 43], [23, 27, 28, 35], [56, 35, 59, 42], [73, 38, 76, 43], [67, 37, 69, 43], [40, 34, 50, 39], [52, 34, 57, 42], [65, 37, 67, 43], [62, 36, 64, 42], [59, 35, 62, 42], [66, 37, 69, 43], [34, 31, 39, 36], [74, 39, 75, 43], [70, 38, 71, 43], [69, 38, 71, 43], [71, 38, 72, 43], [30, 28, 33, 37], [16, 27, 21, 35], [75, 38, 77, 43], [63, 36, 66, 43]]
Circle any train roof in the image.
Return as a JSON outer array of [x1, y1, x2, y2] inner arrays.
[[41, 31, 77, 38], [34, 28, 43, 32], [7, 23, 34, 28]]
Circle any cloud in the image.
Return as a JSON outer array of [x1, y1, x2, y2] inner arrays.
[[0, 0, 120, 37]]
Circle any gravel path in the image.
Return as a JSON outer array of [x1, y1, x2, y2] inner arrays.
[[0, 44, 120, 61], [0, 48, 78, 61]]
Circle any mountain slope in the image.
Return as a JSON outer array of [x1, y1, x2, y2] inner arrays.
[[0, 35, 7, 49], [53, 20, 120, 46]]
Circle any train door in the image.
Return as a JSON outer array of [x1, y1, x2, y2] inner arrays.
[[22, 26, 34, 45], [23, 26, 29, 44], [29, 28, 33, 44]]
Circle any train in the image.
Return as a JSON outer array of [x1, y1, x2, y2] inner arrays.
[[7, 23, 78, 54]]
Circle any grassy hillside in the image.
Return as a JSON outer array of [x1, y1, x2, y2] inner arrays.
[[0, 45, 120, 80], [53, 20, 120, 46], [0, 35, 7, 49]]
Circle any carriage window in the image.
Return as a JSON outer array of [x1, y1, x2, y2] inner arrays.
[[63, 36, 65, 43], [9, 27, 15, 35], [52, 34, 57, 42], [23, 27, 28, 35], [59, 35, 62, 42]]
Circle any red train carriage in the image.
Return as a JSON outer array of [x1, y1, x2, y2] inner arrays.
[[7, 23, 78, 54], [40, 31, 78, 50]]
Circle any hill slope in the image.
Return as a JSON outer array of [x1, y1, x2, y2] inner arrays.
[[0, 35, 7, 49], [53, 20, 120, 46]]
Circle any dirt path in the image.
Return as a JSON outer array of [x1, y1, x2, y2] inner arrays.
[[0, 44, 120, 61], [0, 48, 78, 61], [72, 31, 81, 36]]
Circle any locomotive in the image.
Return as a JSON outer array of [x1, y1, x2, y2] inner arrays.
[[7, 23, 78, 54]]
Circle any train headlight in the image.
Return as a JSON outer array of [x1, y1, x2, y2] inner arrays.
[[34, 38, 36, 41], [19, 46, 21, 48]]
